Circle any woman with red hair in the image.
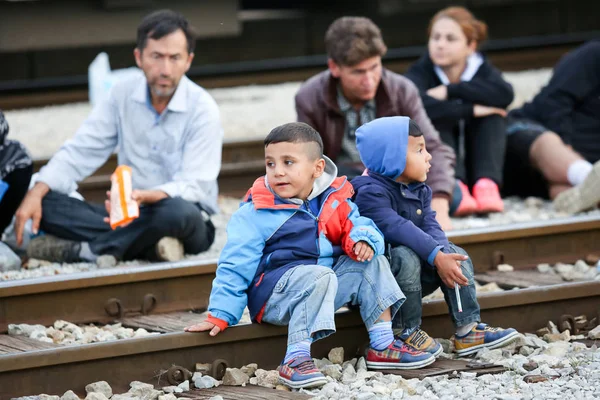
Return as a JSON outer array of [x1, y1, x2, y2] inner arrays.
[[405, 7, 513, 215]]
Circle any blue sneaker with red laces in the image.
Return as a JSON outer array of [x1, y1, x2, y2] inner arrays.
[[278, 356, 328, 389]]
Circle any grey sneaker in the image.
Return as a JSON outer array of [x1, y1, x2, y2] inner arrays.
[[156, 237, 184, 262], [27, 235, 81, 263], [554, 160, 600, 214]]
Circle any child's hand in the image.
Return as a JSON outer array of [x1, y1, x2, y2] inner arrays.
[[184, 320, 221, 336], [353, 241, 374, 262], [434, 252, 469, 288]]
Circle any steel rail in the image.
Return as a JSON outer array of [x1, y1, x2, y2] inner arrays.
[[1, 36, 592, 111], [2, 215, 600, 334], [1, 280, 599, 397]]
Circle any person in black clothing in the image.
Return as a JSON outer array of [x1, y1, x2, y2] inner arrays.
[[503, 40, 600, 214], [405, 6, 513, 215], [0, 110, 33, 234]]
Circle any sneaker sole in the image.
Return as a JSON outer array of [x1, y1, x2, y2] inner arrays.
[[432, 345, 443, 357], [278, 375, 328, 389], [455, 330, 520, 356], [366, 354, 436, 370]]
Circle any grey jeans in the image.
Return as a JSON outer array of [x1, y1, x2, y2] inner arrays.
[[389, 243, 480, 330]]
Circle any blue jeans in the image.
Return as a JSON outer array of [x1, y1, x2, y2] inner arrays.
[[261, 255, 405, 345], [389, 243, 480, 330]]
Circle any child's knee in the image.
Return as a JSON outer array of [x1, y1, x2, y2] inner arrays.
[[310, 266, 337, 294], [389, 246, 422, 284], [448, 243, 475, 282]]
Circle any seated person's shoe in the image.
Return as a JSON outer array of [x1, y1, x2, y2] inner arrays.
[[278, 356, 327, 389], [473, 178, 504, 213], [27, 234, 81, 263], [366, 339, 436, 370], [156, 237, 185, 262], [454, 323, 519, 356], [454, 180, 478, 216], [554, 160, 600, 214], [401, 328, 443, 357]]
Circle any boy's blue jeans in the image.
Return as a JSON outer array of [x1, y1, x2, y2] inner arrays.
[[389, 243, 480, 331], [261, 255, 405, 345]]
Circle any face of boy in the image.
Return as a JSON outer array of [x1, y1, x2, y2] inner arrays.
[[398, 136, 432, 184], [328, 56, 382, 105], [265, 142, 325, 200]]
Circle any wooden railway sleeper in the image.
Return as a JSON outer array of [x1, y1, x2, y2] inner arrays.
[[104, 294, 157, 318]]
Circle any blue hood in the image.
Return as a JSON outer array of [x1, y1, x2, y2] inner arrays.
[[356, 116, 409, 180]]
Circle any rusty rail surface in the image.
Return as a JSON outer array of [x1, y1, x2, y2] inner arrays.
[[2, 215, 600, 335], [1, 280, 599, 398]]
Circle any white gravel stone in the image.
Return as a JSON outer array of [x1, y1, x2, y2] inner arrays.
[[61, 390, 80, 400], [158, 394, 177, 400], [194, 375, 219, 389], [85, 381, 112, 399], [176, 380, 189, 391], [8, 323, 47, 337], [497, 264, 515, 272], [588, 325, 600, 339], [127, 381, 161, 400], [222, 368, 249, 386], [328, 347, 344, 365], [84, 394, 109, 400], [208, 397, 224, 400], [240, 363, 258, 377]]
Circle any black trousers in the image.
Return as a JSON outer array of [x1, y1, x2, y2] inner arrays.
[[438, 115, 506, 187], [0, 165, 33, 233], [40, 191, 215, 261]]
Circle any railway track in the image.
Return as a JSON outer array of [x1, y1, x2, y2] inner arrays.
[[1, 215, 600, 397], [0, 34, 592, 111]]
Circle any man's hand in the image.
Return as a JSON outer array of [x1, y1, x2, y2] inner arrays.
[[427, 85, 448, 101], [103, 189, 168, 225], [434, 252, 469, 288], [15, 182, 50, 246], [431, 197, 452, 231], [473, 104, 507, 118], [184, 320, 221, 336], [131, 189, 168, 205], [353, 241, 374, 262]]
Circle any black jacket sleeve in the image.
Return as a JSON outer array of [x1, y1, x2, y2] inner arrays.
[[527, 41, 600, 142], [405, 61, 474, 125], [446, 62, 514, 108]]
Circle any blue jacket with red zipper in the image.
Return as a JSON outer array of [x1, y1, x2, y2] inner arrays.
[[205, 158, 385, 330]]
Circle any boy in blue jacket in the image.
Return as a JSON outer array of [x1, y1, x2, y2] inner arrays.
[[352, 116, 518, 357], [185, 122, 435, 389]]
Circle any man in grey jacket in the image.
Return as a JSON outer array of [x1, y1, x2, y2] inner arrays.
[[295, 17, 457, 229], [15, 10, 223, 263]]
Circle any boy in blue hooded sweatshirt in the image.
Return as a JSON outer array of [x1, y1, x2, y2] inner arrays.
[[185, 122, 435, 390], [352, 116, 518, 357]]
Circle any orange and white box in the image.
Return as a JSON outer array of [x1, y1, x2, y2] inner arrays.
[[109, 165, 139, 229]]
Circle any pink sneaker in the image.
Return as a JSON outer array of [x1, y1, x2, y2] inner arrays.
[[454, 180, 478, 216], [473, 178, 504, 213]]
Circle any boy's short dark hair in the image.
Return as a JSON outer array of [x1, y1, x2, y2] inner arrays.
[[137, 9, 196, 54], [408, 119, 424, 137], [325, 17, 388, 66], [264, 122, 324, 160]]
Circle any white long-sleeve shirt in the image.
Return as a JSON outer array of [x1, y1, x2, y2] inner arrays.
[[38, 74, 224, 214]]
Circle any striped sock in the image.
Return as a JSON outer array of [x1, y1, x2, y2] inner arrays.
[[369, 321, 394, 351], [284, 339, 312, 364]]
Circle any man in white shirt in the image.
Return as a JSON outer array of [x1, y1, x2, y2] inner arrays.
[[15, 9, 223, 263]]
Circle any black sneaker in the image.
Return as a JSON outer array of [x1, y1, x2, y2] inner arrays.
[[27, 235, 82, 263]]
